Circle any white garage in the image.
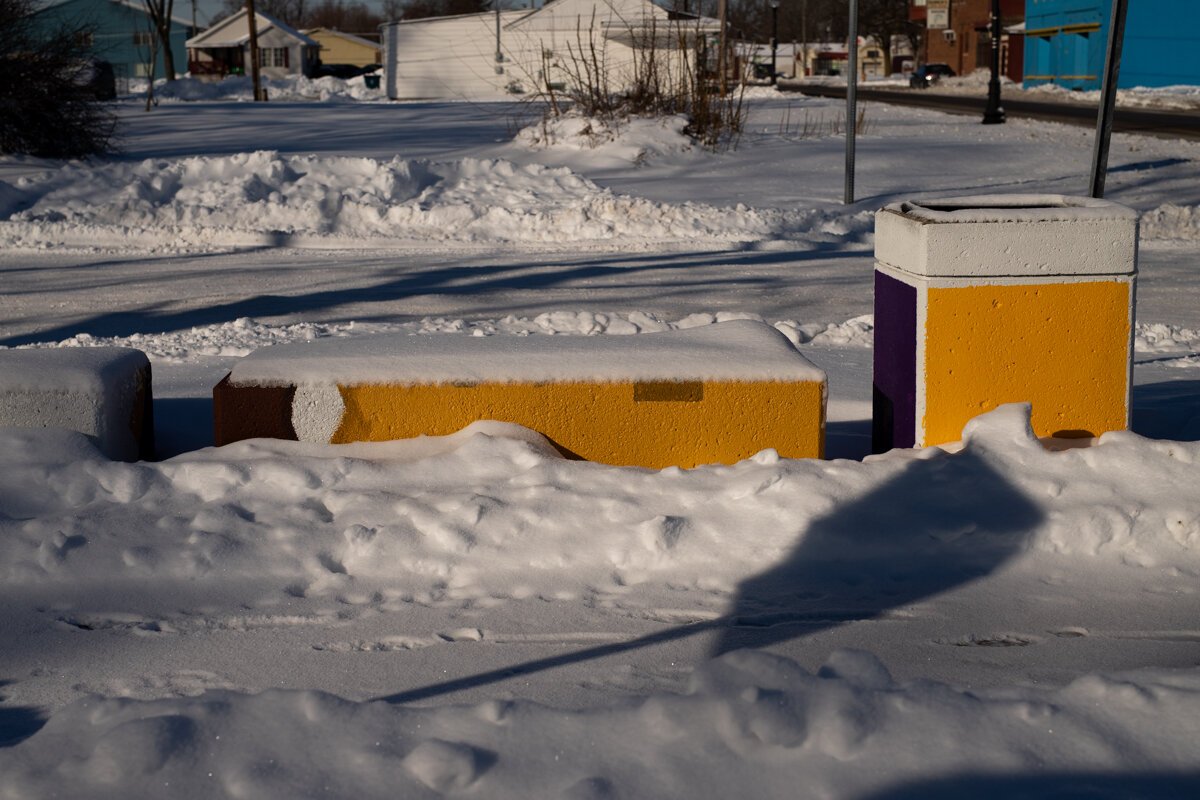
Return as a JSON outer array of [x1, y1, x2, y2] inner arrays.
[[382, 0, 718, 101]]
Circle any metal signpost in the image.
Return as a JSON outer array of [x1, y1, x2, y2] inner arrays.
[[845, 0, 858, 205], [1090, 0, 1129, 198], [495, 2, 504, 75]]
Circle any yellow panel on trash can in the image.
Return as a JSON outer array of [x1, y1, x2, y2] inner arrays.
[[923, 279, 1131, 446]]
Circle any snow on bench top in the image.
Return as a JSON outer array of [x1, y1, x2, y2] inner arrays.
[[0, 347, 149, 393], [885, 194, 1138, 225], [228, 320, 826, 387]]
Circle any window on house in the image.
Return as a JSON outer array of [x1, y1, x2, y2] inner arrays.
[[76, 32, 93, 47], [259, 48, 288, 68], [133, 31, 154, 46]]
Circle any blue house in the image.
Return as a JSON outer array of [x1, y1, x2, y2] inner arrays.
[[1024, 0, 1200, 90], [33, 0, 194, 84]]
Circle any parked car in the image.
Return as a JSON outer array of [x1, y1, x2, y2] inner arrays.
[[909, 63, 955, 89], [313, 63, 379, 80], [752, 62, 783, 82]]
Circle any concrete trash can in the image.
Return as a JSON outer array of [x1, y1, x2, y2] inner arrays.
[[872, 194, 1138, 452]]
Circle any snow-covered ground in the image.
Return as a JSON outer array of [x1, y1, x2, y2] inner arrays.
[[130, 73, 387, 104], [130, 71, 1200, 112], [1, 90, 1199, 797]]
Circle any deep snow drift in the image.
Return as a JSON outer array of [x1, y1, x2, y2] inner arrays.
[[0, 150, 871, 250], [2, 407, 1200, 797]]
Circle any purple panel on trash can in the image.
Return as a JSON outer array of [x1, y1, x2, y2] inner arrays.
[[873, 270, 917, 452]]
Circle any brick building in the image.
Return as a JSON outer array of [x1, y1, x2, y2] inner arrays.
[[912, 0, 1024, 80]]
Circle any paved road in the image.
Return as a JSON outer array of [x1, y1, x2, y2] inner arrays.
[[780, 83, 1200, 141]]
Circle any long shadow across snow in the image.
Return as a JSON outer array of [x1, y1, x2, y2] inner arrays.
[[116, 101, 531, 161], [374, 448, 1042, 705], [713, 448, 1041, 654], [0, 244, 864, 347]]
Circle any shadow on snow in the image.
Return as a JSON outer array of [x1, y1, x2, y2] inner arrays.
[[0, 244, 863, 347], [0, 681, 46, 749], [374, 447, 1042, 703]]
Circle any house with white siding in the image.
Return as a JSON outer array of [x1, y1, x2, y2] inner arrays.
[[382, 0, 719, 101], [186, 9, 319, 81]]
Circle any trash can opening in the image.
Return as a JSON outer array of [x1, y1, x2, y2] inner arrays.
[[893, 195, 1136, 224], [913, 203, 1064, 213]]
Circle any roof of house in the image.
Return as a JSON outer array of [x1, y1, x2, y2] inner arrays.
[[302, 28, 382, 51], [36, 0, 194, 28], [384, 10, 526, 28], [111, 0, 193, 28], [186, 9, 317, 48], [506, 0, 717, 32], [382, 0, 717, 34]]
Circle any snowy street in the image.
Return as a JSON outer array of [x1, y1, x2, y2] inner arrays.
[[1, 88, 1199, 797]]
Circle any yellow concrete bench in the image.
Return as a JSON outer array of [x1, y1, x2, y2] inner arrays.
[[213, 320, 826, 468]]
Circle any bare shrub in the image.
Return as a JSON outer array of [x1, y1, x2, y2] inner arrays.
[[776, 104, 870, 140], [528, 12, 746, 153]]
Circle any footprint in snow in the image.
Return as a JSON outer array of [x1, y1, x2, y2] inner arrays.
[[403, 739, 495, 792]]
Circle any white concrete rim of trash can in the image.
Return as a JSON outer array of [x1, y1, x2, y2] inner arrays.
[[887, 194, 1139, 225], [875, 193, 1139, 279]]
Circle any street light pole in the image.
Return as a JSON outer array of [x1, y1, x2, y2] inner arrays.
[[770, 2, 779, 86], [982, 0, 1005, 123]]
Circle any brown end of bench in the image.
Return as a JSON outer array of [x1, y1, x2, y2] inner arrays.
[[213, 373, 298, 446]]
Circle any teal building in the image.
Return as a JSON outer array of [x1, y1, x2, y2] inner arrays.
[[34, 0, 194, 83], [1025, 0, 1200, 89]]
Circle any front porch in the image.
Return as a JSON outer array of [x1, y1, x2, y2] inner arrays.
[[188, 47, 245, 81]]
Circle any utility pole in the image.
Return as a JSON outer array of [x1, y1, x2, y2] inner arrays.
[[717, 0, 728, 96], [770, 2, 779, 86], [495, 2, 503, 74], [246, 0, 263, 101], [1090, 0, 1128, 198], [982, 0, 1005, 123], [801, 0, 808, 78], [845, 0, 857, 205]]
